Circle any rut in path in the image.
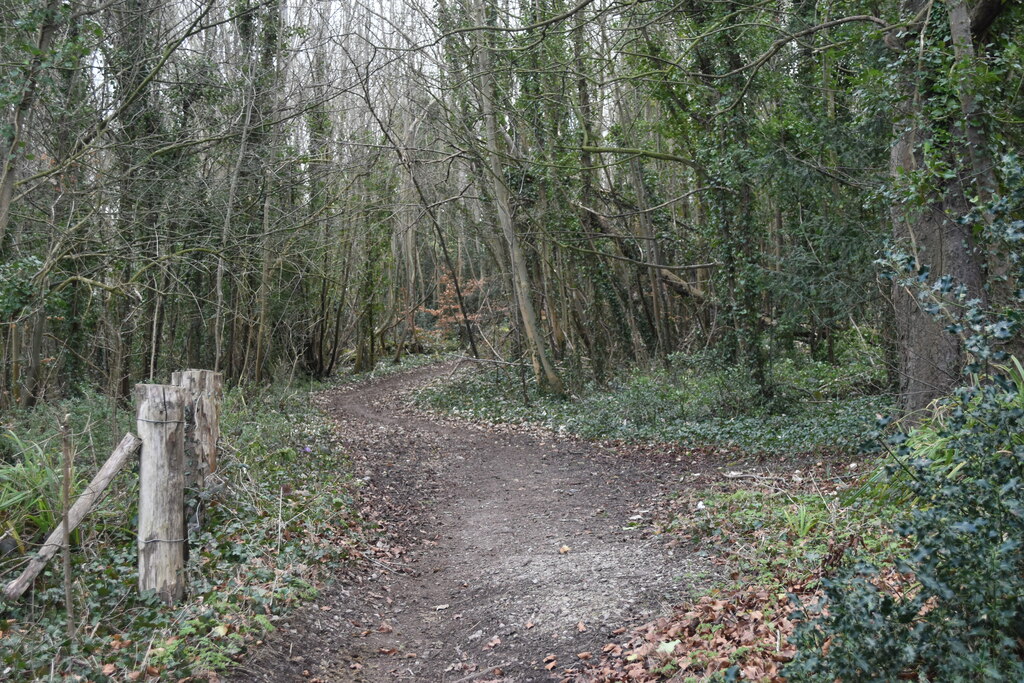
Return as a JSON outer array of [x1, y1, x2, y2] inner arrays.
[[231, 364, 711, 682]]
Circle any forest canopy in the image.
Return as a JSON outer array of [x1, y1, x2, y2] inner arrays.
[[0, 0, 1021, 412]]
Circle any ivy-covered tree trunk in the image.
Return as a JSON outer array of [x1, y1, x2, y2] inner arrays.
[[888, 0, 1002, 416], [888, 164, 982, 415], [474, 0, 564, 395], [0, 0, 61, 250]]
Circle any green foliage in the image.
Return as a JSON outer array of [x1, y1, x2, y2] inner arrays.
[[859, 357, 1024, 504], [0, 431, 76, 543], [0, 256, 42, 318], [769, 331, 888, 399], [787, 163, 1024, 681], [418, 350, 889, 456], [0, 379, 368, 680], [787, 362, 1024, 680], [0, 389, 134, 545], [671, 489, 898, 587], [334, 351, 447, 384]]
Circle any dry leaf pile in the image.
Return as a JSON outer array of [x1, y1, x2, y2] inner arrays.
[[566, 584, 817, 682]]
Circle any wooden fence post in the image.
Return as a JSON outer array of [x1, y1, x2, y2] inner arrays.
[[172, 369, 222, 534], [172, 369, 222, 478], [136, 384, 186, 604]]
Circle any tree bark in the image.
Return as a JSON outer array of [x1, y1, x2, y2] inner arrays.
[[475, 3, 563, 394], [0, 0, 62, 250], [887, 0, 992, 415]]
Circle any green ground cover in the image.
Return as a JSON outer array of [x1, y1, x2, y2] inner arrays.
[[0, 375, 371, 680], [418, 348, 891, 456]]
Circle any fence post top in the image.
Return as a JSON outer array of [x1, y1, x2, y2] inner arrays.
[[135, 385, 188, 422], [176, 369, 222, 379], [134, 383, 187, 397]]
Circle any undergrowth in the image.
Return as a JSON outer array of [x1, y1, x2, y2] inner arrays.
[[573, 470, 905, 681], [787, 359, 1024, 680], [418, 348, 890, 456], [331, 351, 446, 387], [663, 487, 902, 590], [0, 375, 372, 681]]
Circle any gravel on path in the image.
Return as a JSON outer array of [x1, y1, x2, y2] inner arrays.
[[229, 363, 713, 682]]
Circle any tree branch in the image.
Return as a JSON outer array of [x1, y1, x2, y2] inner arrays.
[[579, 146, 699, 168]]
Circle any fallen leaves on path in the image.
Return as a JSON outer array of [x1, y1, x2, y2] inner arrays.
[[564, 453, 909, 683], [566, 585, 810, 682]]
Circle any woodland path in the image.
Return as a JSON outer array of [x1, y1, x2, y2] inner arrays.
[[230, 363, 712, 682]]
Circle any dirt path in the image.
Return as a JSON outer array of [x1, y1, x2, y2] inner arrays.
[[230, 364, 712, 682]]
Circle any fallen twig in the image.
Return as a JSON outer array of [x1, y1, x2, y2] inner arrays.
[[451, 663, 511, 683]]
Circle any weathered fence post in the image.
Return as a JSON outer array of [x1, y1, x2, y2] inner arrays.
[[136, 384, 186, 604], [172, 369, 222, 534], [172, 369, 222, 478]]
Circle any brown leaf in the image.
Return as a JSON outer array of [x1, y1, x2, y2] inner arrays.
[[577, 652, 592, 660], [110, 637, 133, 651], [545, 661, 558, 671], [577, 621, 587, 632]]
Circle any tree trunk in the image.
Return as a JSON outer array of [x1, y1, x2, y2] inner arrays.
[[0, 0, 62, 250], [888, 0, 994, 415], [215, 99, 252, 375], [475, 7, 563, 394]]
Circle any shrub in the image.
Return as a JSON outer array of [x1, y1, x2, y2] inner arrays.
[[418, 352, 889, 455], [787, 159, 1024, 680], [787, 363, 1024, 680]]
